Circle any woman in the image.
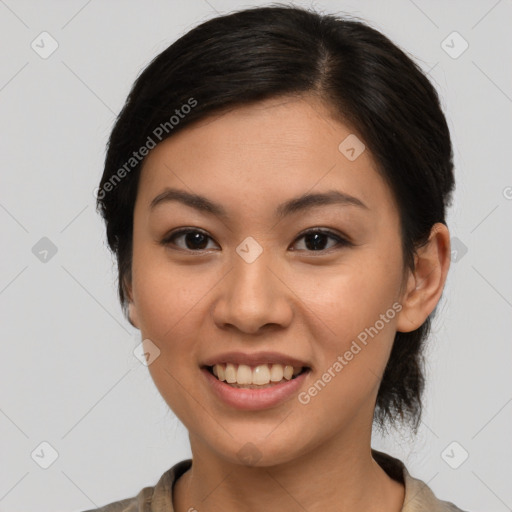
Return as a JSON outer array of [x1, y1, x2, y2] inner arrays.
[[88, 5, 466, 511]]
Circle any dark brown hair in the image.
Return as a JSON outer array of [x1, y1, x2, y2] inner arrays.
[[97, 4, 455, 431]]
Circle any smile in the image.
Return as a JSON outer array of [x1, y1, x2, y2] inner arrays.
[[208, 363, 306, 388], [201, 364, 311, 411]]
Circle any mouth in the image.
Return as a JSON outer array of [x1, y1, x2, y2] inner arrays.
[[204, 363, 309, 389]]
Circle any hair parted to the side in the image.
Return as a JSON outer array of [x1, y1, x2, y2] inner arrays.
[[97, 4, 455, 432]]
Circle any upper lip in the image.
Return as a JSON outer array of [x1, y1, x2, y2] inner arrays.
[[202, 351, 310, 368]]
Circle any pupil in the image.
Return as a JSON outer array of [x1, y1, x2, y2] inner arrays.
[[305, 233, 327, 251], [186, 232, 207, 250]]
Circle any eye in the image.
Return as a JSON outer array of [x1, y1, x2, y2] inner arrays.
[[291, 229, 351, 252], [161, 228, 218, 251]]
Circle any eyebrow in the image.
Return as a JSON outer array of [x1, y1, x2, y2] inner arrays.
[[149, 187, 368, 219]]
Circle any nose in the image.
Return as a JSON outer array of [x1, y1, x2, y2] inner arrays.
[[211, 249, 293, 335]]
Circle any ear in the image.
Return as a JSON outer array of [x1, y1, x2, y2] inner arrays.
[[396, 223, 451, 333], [124, 277, 140, 329]]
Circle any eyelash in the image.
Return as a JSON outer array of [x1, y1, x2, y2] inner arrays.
[[160, 227, 352, 253]]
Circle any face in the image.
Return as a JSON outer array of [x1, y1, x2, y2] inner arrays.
[[128, 95, 410, 466]]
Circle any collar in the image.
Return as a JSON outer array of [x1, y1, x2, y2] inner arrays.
[[103, 450, 465, 511]]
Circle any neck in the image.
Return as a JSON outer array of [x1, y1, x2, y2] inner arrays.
[[174, 426, 404, 512]]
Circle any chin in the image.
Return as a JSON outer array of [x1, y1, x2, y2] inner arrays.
[[203, 428, 310, 468]]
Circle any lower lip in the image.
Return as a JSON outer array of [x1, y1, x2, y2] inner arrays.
[[201, 368, 310, 411]]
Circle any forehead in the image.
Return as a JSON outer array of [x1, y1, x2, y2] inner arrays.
[[136, 95, 397, 219]]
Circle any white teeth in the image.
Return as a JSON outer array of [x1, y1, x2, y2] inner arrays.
[[225, 363, 237, 383], [283, 365, 294, 380], [216, 364, 226, 381], [253, 364, 270, 385], [211, 363, 303, 386], [236, 364, 253, 384], [269, 364, 283, 382]]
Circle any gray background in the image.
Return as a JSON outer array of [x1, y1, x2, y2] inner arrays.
[[0, 0, 511, 510]]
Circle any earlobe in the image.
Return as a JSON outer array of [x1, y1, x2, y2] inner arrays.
[[396, 223, 451, 333], [124, 279, 140, 329], [128, 302, 140, 329]]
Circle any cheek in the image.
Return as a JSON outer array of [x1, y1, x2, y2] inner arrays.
[[296, 268, 402, 427], [130, 233, 207, 338], [296, 253, 403, 409], [130, 244, 207, 420], [299, 255, 402, 342]]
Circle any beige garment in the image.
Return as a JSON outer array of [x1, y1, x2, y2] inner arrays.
[[82, 450, 467, 512]]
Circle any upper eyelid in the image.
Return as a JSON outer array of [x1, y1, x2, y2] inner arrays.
[[295, 227, 346, 239]]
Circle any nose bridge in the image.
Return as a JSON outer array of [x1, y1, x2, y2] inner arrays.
[[233, 244, 273, 299], [212, 241, 292, 333]]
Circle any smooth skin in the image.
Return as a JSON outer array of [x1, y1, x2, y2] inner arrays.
[[126, 95, 451, 512]]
